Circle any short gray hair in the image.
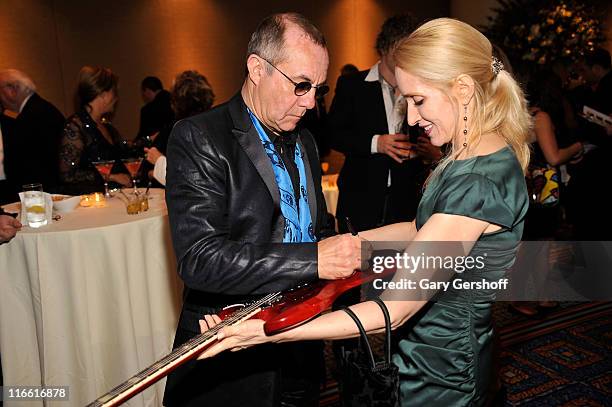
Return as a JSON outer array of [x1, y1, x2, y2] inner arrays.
[[246, 12, 326, 72], [0, 69, 36, 95]]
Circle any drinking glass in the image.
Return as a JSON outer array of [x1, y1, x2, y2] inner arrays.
[[116, 189, 140, 214], [126, 195, 141, 215], [398, 128, 414, 161], [139, 194, 149, 212], [93, 160, 115, 198], [22, 183, 47, 228], [122, 158, 143, 195], [394, 98, 414, 161]]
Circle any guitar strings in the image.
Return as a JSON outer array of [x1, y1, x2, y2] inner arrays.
[[89, 292, 280, 406], [89, 295, 272, 406]]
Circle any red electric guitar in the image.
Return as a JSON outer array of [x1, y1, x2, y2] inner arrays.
[[86, 267, 394, 407]]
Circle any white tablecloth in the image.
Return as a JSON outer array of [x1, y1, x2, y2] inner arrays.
[[0, 189, 182, 406]]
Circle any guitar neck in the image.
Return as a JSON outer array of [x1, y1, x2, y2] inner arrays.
[[86, 292, 279, 407], [86, 268, 396, 406]]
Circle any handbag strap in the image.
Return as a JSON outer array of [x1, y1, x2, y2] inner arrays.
[[372, 297, 393, 364], [341, 307, 377, 369], [341, 298, 393, 368]]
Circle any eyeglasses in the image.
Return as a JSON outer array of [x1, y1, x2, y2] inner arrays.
[[259, 56, 329, 98]]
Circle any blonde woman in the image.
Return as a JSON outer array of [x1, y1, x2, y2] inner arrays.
[[199, 18, 531, 405]]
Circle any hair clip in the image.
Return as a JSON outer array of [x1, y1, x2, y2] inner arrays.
[[491, 56, 504, 76]]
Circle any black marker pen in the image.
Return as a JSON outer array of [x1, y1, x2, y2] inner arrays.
[[345, 217, 357, 236]]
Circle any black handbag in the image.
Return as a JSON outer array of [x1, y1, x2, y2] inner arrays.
[[338, 298, 400, 407]]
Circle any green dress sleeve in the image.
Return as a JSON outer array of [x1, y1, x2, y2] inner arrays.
[[432, 173, 516, 229]]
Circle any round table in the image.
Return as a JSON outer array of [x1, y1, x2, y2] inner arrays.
[[0, 189, 182, 406]]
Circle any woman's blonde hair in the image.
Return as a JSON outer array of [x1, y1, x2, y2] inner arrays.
[[393, 18, 531, 176]]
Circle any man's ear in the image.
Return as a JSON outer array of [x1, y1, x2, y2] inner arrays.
[[5, 85, 18, 103], [453, 74, 475, 105], [246, 54, 265, 86]]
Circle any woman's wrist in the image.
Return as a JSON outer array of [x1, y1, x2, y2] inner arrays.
[[272, 327, 297, 343]]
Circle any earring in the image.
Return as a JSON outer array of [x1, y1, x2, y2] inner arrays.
[[462, 105, 468, 147]]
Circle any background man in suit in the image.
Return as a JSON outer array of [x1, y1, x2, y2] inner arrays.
[[328, 15, 441, 233], [575, 48, 612, 117], [137, 76, 174, 141], [0, 110, 16, 204], [565, 48, 612, 240], [163, 13, 362, 407], [0, 69, 65, 195], [299, 92, 328, 159]]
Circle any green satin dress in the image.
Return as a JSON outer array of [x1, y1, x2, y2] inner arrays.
[[394, 146, 528, 406]]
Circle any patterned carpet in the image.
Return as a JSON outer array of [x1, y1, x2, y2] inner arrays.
[[499, 302, 612, 406], [319, 302, 612, 406]]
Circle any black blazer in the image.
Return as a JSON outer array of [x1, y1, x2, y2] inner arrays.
[[137, 89, 174, 140], [1, 113, 17, 203], [328, 70, 425, 232], [164, 93, 328, 406], [166, 93, 333, 304], [3, 93, 65, 194]]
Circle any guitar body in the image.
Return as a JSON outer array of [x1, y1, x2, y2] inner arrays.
[[218, 267, 394, 334], [262, 268, 392, 334], [88, 268, 394, 406]]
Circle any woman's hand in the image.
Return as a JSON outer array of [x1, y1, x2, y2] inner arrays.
[[109, 173, 132, 187], [196, 316, 272, 360]]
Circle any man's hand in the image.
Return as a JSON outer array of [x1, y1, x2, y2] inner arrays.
[[317, 234, 362, 279], [0, 214, 21, 243], [414, 135, 443, 163], [377, 134, 413, 163]]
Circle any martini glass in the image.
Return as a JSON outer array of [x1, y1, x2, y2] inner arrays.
[[122, 157, 143, 195], [92, 160, 115, 198]]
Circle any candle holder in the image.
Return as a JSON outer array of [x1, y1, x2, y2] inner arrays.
[[93, 192, 107, 208], [80, 193, 107, 208], [80, 195, 93, 207]]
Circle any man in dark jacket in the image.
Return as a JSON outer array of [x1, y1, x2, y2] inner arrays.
[[0, 111, 17, 204], [328, 15, 441, 233], [137, 76, 174, 141], [163, 12, 362, 407], [0, 69, 65, 195]]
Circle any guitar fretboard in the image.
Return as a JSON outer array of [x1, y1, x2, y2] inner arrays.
[[87, 292, 280, 407]]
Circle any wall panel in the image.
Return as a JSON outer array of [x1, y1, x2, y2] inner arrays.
[[1, 0, 448, 137], [3, 1, 610, 138]]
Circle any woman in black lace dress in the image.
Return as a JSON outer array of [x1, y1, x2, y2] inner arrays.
[[58, 66, 131, 194]]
